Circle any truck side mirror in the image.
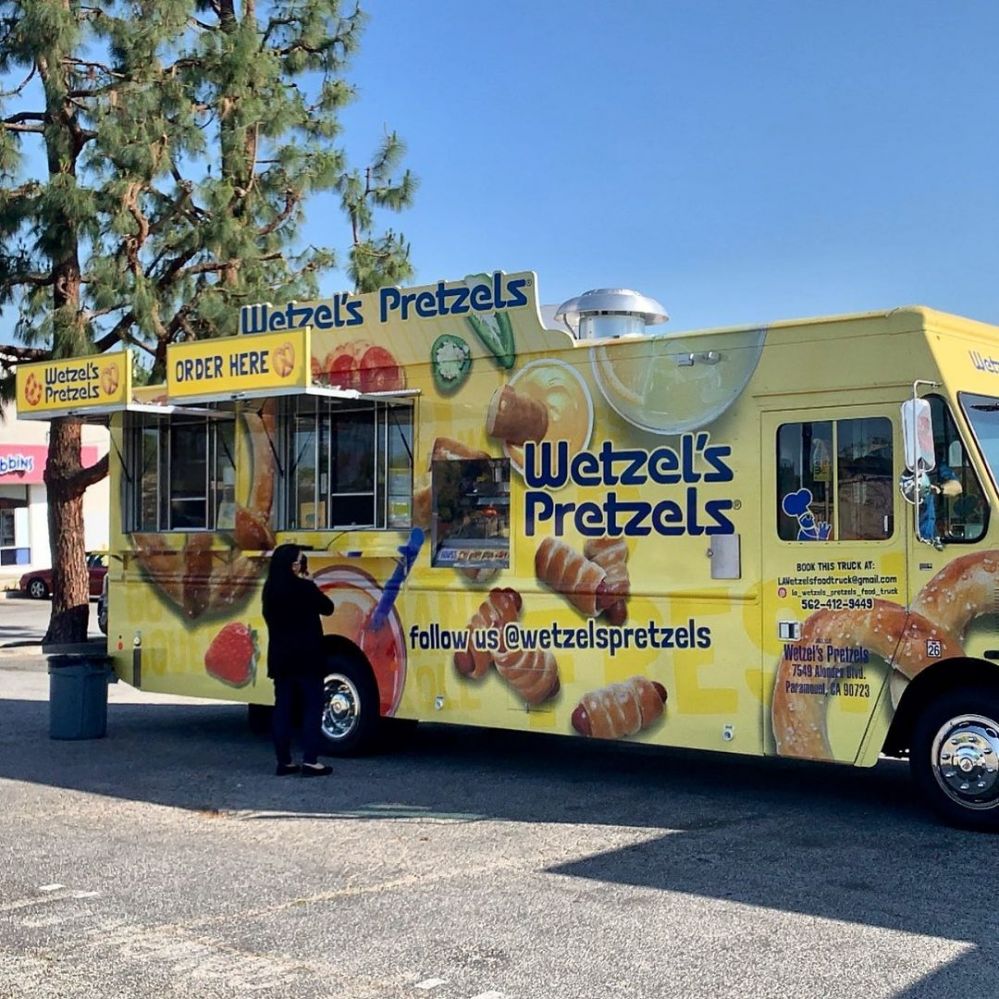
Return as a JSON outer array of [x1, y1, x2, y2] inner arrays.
[[901, 398, 935, 472], [900, 396, 946, 549]]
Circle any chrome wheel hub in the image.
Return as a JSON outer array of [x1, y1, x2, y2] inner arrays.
[[322, 674, 359, 741], [931, 714, 999, 810]]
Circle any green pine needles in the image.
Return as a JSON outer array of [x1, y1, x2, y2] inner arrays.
[[0, 0, 416, 375]]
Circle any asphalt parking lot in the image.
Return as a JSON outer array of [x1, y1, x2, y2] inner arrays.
[[2, 637, 998, 999], [0, 590, 104, 647], [2, 590, 996, 999]]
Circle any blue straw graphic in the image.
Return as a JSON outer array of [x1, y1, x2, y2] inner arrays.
[[370, 527, 424, 629]]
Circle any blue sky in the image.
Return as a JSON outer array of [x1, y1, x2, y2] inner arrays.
[[5, 1, 999, 341], [325, 0, 999, 332]]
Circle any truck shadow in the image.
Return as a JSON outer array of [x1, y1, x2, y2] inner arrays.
[[0, 694, 993, 995]]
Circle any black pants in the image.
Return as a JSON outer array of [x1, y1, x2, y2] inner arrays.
[[272, 673, 325, 766]]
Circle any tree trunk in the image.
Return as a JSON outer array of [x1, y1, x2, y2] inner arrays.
[[43, 418, 91, 644]]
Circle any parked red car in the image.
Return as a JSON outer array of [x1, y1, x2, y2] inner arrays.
[[19, 552, 108, 600]]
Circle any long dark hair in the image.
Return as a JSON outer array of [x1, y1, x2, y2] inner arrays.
[[262, 543, 302, 614]]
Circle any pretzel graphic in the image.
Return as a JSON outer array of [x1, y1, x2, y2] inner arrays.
[[772, 551, 999, 760], [24, 372, 42, 406]]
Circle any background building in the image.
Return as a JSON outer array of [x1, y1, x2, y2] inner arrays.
[[0, 401, 109, 587]]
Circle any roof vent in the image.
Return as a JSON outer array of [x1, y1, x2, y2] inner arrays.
[[554, 288, 668, 340]]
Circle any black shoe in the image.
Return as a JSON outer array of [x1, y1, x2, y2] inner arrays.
[[300, 763, 332, 777], [275, 762, 300, 776]]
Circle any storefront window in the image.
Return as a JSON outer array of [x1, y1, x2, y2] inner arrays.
[[283, 397, 413, 530], [125, 413, 235, 532], [0, 487, 30, 565], [431, 457, 511, 569]]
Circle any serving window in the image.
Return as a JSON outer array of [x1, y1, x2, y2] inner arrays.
[[124, 412, 236, 532], [283, 396, 413, 530], [431, 456, 511, 569]]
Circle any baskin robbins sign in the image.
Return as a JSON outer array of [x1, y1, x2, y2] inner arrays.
[[0, 444, 100, 484]]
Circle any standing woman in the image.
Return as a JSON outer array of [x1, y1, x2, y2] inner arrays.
[[262, 544, 335, 776]]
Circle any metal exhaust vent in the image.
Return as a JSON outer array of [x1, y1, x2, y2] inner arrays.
[[554, 288, 668, 340]]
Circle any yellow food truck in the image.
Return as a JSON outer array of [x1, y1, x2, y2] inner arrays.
[[16, 272, 999, 829]]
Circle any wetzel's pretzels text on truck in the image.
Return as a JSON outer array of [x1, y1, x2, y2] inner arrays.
[[17, 273, 999, 829]]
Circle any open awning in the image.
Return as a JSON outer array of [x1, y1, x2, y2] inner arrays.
[[15, 330, 420, 422]]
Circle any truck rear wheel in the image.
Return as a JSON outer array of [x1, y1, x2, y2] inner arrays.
[[321, 656, 380, 756], [910, 686, 999, 831]]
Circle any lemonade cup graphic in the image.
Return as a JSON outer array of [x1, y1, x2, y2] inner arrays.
[[589, 327, 767, 435], [314, 565, 407, 716]]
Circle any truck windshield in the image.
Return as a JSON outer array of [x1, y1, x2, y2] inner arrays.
[[960, 392, 999, 492]]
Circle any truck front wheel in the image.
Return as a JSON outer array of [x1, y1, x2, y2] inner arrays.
[[320, 656, 380, 756], [910, 686, 999, 831]]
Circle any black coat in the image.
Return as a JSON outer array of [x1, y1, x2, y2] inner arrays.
[[262, 575, 335, 679]]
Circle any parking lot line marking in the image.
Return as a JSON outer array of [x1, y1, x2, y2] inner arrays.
[[0, 893, 72, 914], [71, 891, 100, 899], [414, 979, 447, 990], [21, 911, 96, 928], [38, 884, 64, 892], [469, 993, 507, 999]]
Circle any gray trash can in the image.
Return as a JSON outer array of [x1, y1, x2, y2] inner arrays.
[[48, 655, 112, 740]]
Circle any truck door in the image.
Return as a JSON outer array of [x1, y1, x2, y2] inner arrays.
[[761, 406, 909, 763]]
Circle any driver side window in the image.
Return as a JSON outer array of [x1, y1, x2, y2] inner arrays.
[[920, 396, 986, 543]]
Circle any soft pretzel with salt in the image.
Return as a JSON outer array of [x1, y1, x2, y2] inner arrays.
[[773, 550, 999, 760], [772, 599, 963, 760], [911, 549, 999, 639]]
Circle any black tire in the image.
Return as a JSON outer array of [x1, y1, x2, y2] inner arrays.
[[910, 685, 999, 831], [247, 703, 273, 737], [27, 578, 49, 600], [320, 655, 381, 756]]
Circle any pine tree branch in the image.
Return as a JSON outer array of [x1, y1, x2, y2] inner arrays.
[[260, 15, 296, 49], [0, 66, 36, 99], [2, 111, 49, 133], [93, 313, 136, 354], [67, 452, 109, 494], [62, 58, 126, 79], [256, 190, 298, 237], [2, 110, 47, 125], [3, 121, 45, 134], [177, 253, 281, 280], [7, 181, 42, 199], [2, 270, 55, 288], [0, 344, 48, 365]]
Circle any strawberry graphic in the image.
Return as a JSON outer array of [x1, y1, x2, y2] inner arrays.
[[204, 622, 257, 687]]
